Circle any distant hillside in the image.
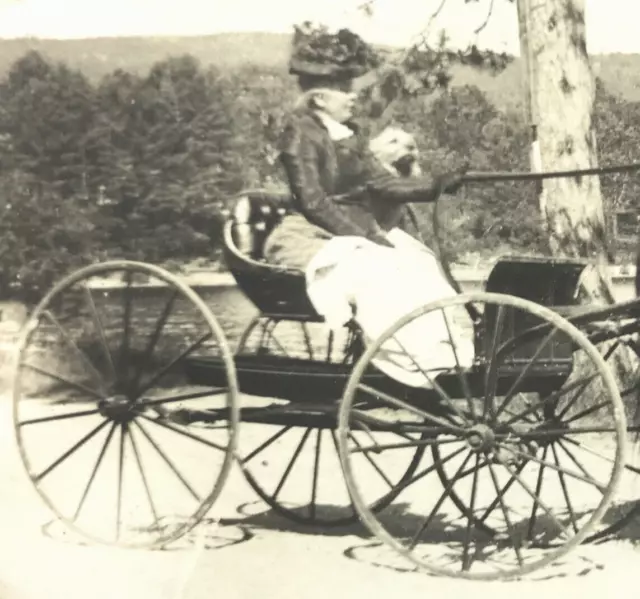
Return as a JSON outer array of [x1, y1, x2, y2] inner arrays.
[[2, 32, 640, 112]]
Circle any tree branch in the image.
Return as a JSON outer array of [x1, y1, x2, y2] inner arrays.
[[474, 0, 496, 36], [400, 0, 449, 62]]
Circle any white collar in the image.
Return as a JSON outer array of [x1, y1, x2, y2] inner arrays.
[[314, 111, 354, 141]]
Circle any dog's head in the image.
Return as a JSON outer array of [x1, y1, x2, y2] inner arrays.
[[369, 126, 422, 178]]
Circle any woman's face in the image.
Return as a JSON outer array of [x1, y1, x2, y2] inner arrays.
[[314, 82, 357, 123]]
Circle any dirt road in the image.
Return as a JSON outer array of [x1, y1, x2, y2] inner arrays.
[[2, 394, 640, 599]]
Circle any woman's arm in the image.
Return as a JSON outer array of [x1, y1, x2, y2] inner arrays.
[[365, 168, 467, 204]]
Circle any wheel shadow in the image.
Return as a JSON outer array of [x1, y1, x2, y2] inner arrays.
[[218, 500, 370, 537], [590, 499, 640, 545], [341, 507, 608, 581], [221, 500, 612, 581], [40, 517, 254, 553]]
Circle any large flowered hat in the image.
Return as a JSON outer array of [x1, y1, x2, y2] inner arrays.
[[288, 22, 381, 84]]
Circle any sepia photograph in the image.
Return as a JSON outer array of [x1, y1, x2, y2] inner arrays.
[[2, 0, 640, 596]]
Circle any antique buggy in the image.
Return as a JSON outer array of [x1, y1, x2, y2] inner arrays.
[[10, 171, 640, 581]]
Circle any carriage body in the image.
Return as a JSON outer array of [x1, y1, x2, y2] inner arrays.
[[185, 190, 589, 404]]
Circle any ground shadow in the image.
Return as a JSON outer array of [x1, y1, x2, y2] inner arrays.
[[40, 517, 254, 553]]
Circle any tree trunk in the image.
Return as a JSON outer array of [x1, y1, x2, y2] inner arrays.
[[522, 0, 636, 413], [526, 0, 608, 267]]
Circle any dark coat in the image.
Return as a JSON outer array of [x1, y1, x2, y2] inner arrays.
[[277, 108, 445, 247]]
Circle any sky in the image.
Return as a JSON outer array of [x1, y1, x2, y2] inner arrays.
[[0, 0, 637, 55]]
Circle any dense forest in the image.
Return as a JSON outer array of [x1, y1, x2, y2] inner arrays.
[[1, 35, 640, 302]]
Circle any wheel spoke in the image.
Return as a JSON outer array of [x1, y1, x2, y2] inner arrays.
[[562, 436, 640, 475], [357, 384, 464, 433], [526, 446, 548, 542], [130, 288, 180, 393], [557, 440, 613, 494], [331, 429, 358, 518], [503, 373, 599, 427], [116, 422, 126, 541], [486, 460, 523, 566], [392, 336, 469, 424], [310, 430, 322, 520], [409, 452, 473, 550], [301, 322, 315, 360], [491, 449, 571, 541], [128, 425, 159, 527], [556, 376, 599, 420], [137, 413, 228, 453], [41, 310, 107, 393], [462, 454, 481, 572], [272, 428, 312, 501], [133, 421, 201, 501], [477, 461, 527, 524], [380, 445, 468, 504], [563, 400, 611, 425], [19, 407, 101, 427], [326, 330, 334, 363], [349, 432, 394, 488], [82, 284, 116, 383], [441, 309, 475, 419], [496, 442, 607, 492], [551, 443, 579, 534], [21, 362, 105, 401], [265, 321, 290, 356], [34, 418, 110, 482], [493, 328, 558, 422], [484, 304, 506, 420], [136, 332, 212, 397], [118, 270, 133, 378], [241, 426, 293, 465], [73, 421, 118, 521]]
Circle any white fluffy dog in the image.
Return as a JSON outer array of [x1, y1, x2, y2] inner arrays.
[[368, 126, 422, 179], [368, 126, 422, 231]]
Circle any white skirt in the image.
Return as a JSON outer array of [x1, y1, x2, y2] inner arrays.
[[305, 229, 475, 389]]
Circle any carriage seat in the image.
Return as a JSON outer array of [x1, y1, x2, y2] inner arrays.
[[228, 189, 294, 261], [223, 189, 325, 321]]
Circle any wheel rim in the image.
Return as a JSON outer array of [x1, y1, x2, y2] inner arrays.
[[337, 291, 626, 581], [12, 261, 239, 549], [236, 316, 422, 526]]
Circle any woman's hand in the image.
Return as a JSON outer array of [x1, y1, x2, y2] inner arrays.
[[439, 161, 471, 195]]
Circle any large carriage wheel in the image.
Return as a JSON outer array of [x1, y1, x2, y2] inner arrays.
[[235, 315, 424, 527], [337, 292, 626, 580], [12, 261, 239, 549]]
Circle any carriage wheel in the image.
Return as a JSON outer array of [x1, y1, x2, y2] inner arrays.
[[337, 292, 626, 580], [235, 316, 424, 526], [235, 314, 358, 364], [12, 261, 239, 549]]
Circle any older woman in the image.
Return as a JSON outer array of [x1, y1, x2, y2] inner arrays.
[[264, 26, 466, 269], [264, 25, 474, 386]]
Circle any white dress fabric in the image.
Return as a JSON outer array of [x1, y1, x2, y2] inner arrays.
[[305, 228, 476, 388]]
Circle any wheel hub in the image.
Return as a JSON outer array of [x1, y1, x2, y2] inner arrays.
[[99, 394, 136, 422], [465, 423, 495, 452]]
